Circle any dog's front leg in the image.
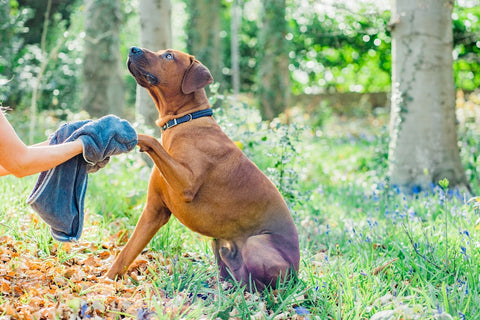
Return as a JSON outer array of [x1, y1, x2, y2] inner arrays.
[[106, 171, 171, 279], [137, 134, 206, 202]]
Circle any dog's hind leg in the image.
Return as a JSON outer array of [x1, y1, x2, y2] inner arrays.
[[214, 239, 252, 287], [212, 239, 234, 280], [241, 233, 300, 291], [215, 234, 299, 291]]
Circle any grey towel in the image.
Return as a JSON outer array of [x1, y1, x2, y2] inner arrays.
[[26, 115, 137, 242]]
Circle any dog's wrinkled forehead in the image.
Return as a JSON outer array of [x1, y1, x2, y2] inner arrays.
[[151, 49, 194, 69]]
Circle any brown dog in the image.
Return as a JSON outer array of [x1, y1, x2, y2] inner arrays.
[[105, 47, 300, 291]]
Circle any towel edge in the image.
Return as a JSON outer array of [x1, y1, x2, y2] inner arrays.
[[26, 167, 56, 204]]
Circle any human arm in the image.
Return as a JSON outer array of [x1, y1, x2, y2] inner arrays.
[[0, 113, 84, 178]]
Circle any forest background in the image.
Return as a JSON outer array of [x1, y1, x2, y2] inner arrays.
[[2, 0, 480, 319], [1, 0, 478, 123]]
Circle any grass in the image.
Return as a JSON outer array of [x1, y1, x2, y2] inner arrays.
[[1, 99, 480, 319]]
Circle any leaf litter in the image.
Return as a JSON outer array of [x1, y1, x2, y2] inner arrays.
[[0, 211, 310, 319], [0, 205, 226, 320], [0, 231, 164, 319]]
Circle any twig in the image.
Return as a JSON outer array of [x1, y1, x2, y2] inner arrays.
[[402, 222, 445, 272], [372, 258, 399, 275]]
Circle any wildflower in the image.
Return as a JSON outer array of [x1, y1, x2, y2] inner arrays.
[[436, 304, 443, 314], [460, 246, 469, 260], [294, 306, 311, 316], [412, 185, 421, 194], [80, 303, 88, 317], [137, 308, 156, 320], [408, 207, 416, 219]]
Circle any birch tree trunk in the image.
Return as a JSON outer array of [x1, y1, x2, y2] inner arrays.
[[231, 0, 241, 95], [186, 0, 223, 87], [388, 0, 469, 192], [136, 0, 172, 132], [257, 0, 290, 120], [83, 0, 125, 117]]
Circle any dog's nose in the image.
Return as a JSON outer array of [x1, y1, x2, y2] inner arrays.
[[129, 46, 143, 56]]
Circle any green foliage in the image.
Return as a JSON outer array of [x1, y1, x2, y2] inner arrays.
[[453, 3, 480, 90], [287, 0, 392, 94], [457, 92, 480, 192], [0, 0, 84, 112], [2, 0, 480, 116], [0, 0, 33, 102]]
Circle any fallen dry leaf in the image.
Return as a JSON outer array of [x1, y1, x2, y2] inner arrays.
[[0, 219, 166, 318]]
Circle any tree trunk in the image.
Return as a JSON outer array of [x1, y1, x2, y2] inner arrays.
[[83, 0, 125, 118], [136, 0, 172, 132], [186, 0, 223, 88], [257, 0, 290, 120], [231, 0, 241, 95], [388, 0, 469, 192]]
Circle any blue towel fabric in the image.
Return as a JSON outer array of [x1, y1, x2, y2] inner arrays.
[[26, 115, 137, 242]]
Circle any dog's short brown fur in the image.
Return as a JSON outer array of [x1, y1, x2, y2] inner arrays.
[[105, 47, 300, 291]]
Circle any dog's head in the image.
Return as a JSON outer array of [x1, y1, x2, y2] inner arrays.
[[127, 47, 213, 95]]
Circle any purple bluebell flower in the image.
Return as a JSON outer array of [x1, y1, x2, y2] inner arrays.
[[137, 308, 157, 320], [412, 185, 421, 194], [294, 306, 310, 316], [81, 303, 89, 318]]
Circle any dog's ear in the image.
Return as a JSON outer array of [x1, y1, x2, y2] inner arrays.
[[181, 60, 213, 94]]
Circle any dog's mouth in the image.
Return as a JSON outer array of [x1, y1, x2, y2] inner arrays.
[[127, 59, 159, 87]]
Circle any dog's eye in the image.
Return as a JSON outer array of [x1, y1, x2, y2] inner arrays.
[[164, 53, 174, 60]]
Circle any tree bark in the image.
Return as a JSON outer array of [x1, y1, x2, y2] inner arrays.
[[83, 0, 125, 118], [186, 0, 223, 87], [388, 0, 469, 192], [257, 0, 290, 120], [136, 0, 172, 132], [231, 0, 241, 95]]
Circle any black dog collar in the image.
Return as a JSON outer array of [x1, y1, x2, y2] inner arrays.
[[161, 108, 213, 131]]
